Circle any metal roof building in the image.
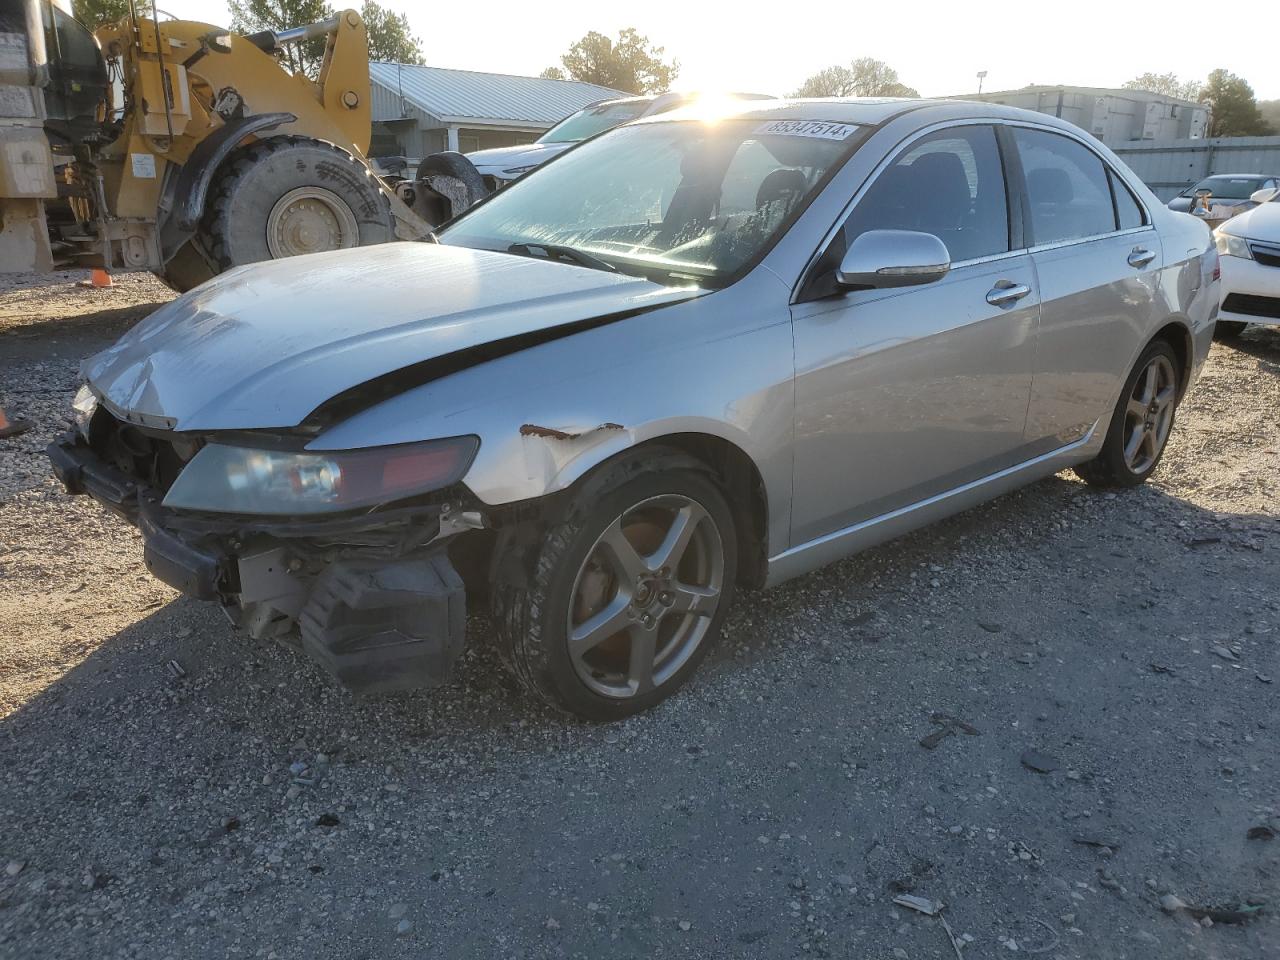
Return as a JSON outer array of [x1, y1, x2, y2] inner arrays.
[[368, 62, 622, 160]]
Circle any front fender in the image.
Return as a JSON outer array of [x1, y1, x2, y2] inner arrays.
[[308, 271, 797, 554]]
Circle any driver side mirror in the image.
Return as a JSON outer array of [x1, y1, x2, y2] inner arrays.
[[1250, 187, 1278, 204], [836, 229, 951, 290]]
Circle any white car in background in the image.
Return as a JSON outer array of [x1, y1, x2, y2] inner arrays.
[[465, 92, 772, 189], [1213, 185, 1280, 339]]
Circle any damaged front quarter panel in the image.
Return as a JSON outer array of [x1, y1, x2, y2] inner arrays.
[[517, 421, 631, 489]]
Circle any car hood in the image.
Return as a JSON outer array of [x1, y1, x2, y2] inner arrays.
[[84, 242, 699, 432], [1220, 201, 1280, 240], [465, 142, 569, 173]]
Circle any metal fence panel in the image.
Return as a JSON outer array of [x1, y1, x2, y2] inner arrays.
[[1112, 137, 1280, 201]]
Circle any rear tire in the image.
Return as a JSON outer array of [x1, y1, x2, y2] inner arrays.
[[491, 451, 738, 721], [1074, 340, 1180, 488], [1213, 320, 1248, 341], [198, 136, 394, 274]]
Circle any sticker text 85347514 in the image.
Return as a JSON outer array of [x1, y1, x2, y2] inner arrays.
[[754, 120, 860, 141]]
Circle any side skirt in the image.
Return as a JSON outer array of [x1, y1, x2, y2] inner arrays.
[[764, 424, 1100, 588]]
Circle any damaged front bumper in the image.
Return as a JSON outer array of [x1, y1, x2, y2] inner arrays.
[[47, 433, 471, 695]]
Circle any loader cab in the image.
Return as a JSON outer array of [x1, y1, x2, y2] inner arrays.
[[24, 0, 109, 144]]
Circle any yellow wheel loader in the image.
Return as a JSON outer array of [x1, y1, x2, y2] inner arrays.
[[0, 0, 471, 291]]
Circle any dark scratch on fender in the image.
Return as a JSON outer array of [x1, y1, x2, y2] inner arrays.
[[519, 422, 624, 441]]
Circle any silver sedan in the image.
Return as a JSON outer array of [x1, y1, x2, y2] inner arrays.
[[51, 99, 1219, 719]]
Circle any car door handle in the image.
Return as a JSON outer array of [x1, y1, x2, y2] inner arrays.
[[1128, 248, 1157, 268], [986, 282, 1031, 306]]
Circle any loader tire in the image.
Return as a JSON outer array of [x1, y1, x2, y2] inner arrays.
[[198, 136, 394, 273]]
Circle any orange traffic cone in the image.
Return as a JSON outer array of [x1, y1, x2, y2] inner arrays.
[[78, 268, 114, 289], [0, 405, 32, 439]]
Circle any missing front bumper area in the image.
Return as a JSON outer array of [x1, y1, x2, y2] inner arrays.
[[48, 433, 469, 695]]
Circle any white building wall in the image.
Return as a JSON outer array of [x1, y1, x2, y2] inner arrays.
[[969, 87, 1209, 146]]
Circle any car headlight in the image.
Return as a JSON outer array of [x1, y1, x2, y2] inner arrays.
[[72, 383, 98, 440], [161, 436, 479, 515], [1214, 231, 1253, 260]]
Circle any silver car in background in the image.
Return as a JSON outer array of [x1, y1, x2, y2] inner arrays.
[[50, 99, 1218, 720], [465, 91, 773, 188]]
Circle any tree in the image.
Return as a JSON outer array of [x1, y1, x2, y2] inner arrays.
[[539, 66, 566, 81], [791, 57, 918, 99], [1260, 100, 1280, 134], [1122, 72, 1200, 102], [230, 0, 423, 77], [360, 1, 423, 64], [549, 28, 678, 94], [229, 0, 331, 76], [73, 0, 149, 26], [1198, 69, 1272, 137]]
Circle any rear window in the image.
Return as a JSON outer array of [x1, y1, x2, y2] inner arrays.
[[537, 103, 650, 144], [1189, 177, 1265, 199]]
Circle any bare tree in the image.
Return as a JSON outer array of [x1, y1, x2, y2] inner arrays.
[[792, 58, 917, 99], [1122, 72, 1200, 101]]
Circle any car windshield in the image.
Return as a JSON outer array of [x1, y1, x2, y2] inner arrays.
[[440, 119, 860, 287], [537, 102, 652, 144], [1189, 176, 1266, 199]]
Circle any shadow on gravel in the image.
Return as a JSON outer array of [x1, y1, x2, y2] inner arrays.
[[0, 302, 167, 358], [1225, 324, 1280, 364], [4, 472, 1272, 743], [2, 467, 1278, 959]]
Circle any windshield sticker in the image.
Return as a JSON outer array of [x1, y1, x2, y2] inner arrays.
[[754, 120, 859, 141]]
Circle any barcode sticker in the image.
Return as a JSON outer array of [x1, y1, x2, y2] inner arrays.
[[754, 120, 859, 141]]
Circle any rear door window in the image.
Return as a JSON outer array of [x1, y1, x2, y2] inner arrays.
[[1013, 128, 1117, 244]]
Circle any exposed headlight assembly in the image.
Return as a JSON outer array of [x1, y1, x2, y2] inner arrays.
[[162, 436, 479, 515], [72, 383, 99, 440], [1214, 230, 1253, 260]]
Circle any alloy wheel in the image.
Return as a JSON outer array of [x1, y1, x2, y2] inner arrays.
[[1122, 354, 1176, 473], [567, 495, 725, 699]]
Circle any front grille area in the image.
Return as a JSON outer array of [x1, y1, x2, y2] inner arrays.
[[88, 409, 201, 495], [1250, 243, 1280, 268], [1222, 292, 1280, 320]]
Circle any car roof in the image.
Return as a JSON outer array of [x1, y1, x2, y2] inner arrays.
[[589, 91, 775, 110], [588, 95, 657, 108], [636, 97, 924, 126], [631, 96, 1089, 130]]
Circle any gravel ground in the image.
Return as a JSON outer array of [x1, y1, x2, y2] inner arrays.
[[2, 272, 1278, 960]]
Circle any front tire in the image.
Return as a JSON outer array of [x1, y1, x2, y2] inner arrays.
[[492, 451, 738, 720], [198, 136, 394, 274], [1074, 340, 1180, 488]]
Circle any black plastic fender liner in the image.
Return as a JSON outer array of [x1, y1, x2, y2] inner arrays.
[[170, 112, 297, 233], [299, 550, 466, 695]]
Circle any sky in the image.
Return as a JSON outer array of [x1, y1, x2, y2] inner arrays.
[[156, 0, 1280, 101]]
